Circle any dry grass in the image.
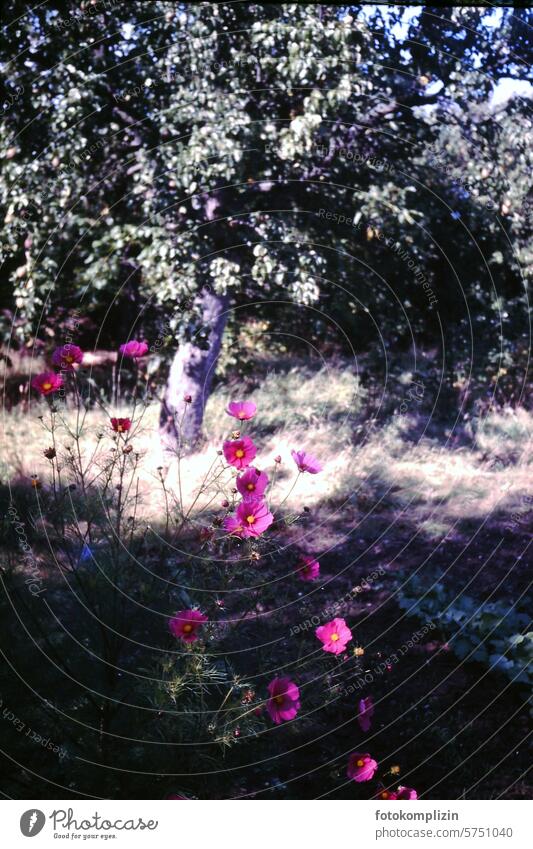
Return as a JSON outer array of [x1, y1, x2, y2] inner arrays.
[[2, 365, 532, 536]]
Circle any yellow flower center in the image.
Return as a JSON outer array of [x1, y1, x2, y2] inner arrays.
[[117, 424, 123, 432], [182, 624, 193, 633], [42, 382, 52, 390], [235, 449, 244, 458], [356, 759, 364, 767], [65, 355, 73, 363], [246, 483, 255, 491], [274, 695, 284, 704], [246, 515, 255, 524], [331, 633, 339, 642], [239, 411, 246, 419]]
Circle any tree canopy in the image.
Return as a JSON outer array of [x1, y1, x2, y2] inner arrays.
[[1, 3, 531, 430]]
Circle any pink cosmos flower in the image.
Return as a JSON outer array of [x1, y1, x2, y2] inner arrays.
[[291, 449, 322, 474], [266, 677, 301, 724], [223, 436, 257, 470], [31, 372, 63, 396], [169, 609, 208, 642], [357, 696, 374, 732], [235, 499, 273, 538], [396, 786, 418, 800], [110, 417, 131, 433], [119, 340, 149, 359], [315, 617, 352, 654], [297, 555, 320, 581], [227, 400, 257, 421], [347, 752, 378, 782], [223, 515, 244, 537], [51, 344, 84, 370], [236, 467, 269, 498]]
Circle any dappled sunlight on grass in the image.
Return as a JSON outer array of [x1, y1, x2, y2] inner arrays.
[[2, 366, 532, 539]]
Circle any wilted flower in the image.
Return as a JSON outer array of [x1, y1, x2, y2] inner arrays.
[[110, 417, 131, 433], [274, 455, 282, 464], [119, 340, 149, 359], [226, 400, 257, 420], [183, 394, 192, 403], [266, 677, 301, 724], [357, 696, 374, 732], [223, 436, 257, 470], [31, 372, 63, 396], [169, 609, 208, 642], [43, 447, 56, 460], [52, 344, 83, 371], [297, 555, 320, 581], [347, 752, 378, 782], [291, 449, 322, 474], [235, 499, 273, 538], [315, 617, 352, 654], [30, 476, 41, 489], [236, 467, 269, 498]]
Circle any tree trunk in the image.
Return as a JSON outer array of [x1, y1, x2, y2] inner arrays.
[[159, 287, 228, 454]]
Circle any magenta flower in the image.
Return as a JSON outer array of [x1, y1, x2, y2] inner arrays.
[[169, 609, 208, 643], [297, 555, 320, 581], [266, 677, 301, 724], [51, 344, 83, 371], [235, 499, 273, 538], [396, 786, 418, 800], [223, 515, 244, 537], [236, 467, 269, 498], [31, 372, 63, 396], [223, 436, 257, 470], [291, 449, 322, 474], [227, 400, 257, 421], [357, 696, 374, 732], [347, 752, 378, 783], [119, 340, 149, 359], [110, 417, 131, 433], [315, 617, 352, 654]]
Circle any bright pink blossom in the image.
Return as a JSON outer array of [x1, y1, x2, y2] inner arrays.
[[297, 555, 320, 581], [236, 467, 269, 498], [223, 515, 244, 537], [291, 449, 322, 474], [223, 436, 257, 470], [266, 677, 301, 724], [357, 696, 374, 732], [31, 372, 63, 396], [235, 499, 273, 538], [347, 752, 378, 782], [315, 617, 352, 654], [396, 786, 418, 800], [227, 400, 257, 420], [52, 344, 84, 370], [169, 609, 207, 642], [110, 417, 131, 433], [376, 789, 398, 800], [119, 340, 148, 359]]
